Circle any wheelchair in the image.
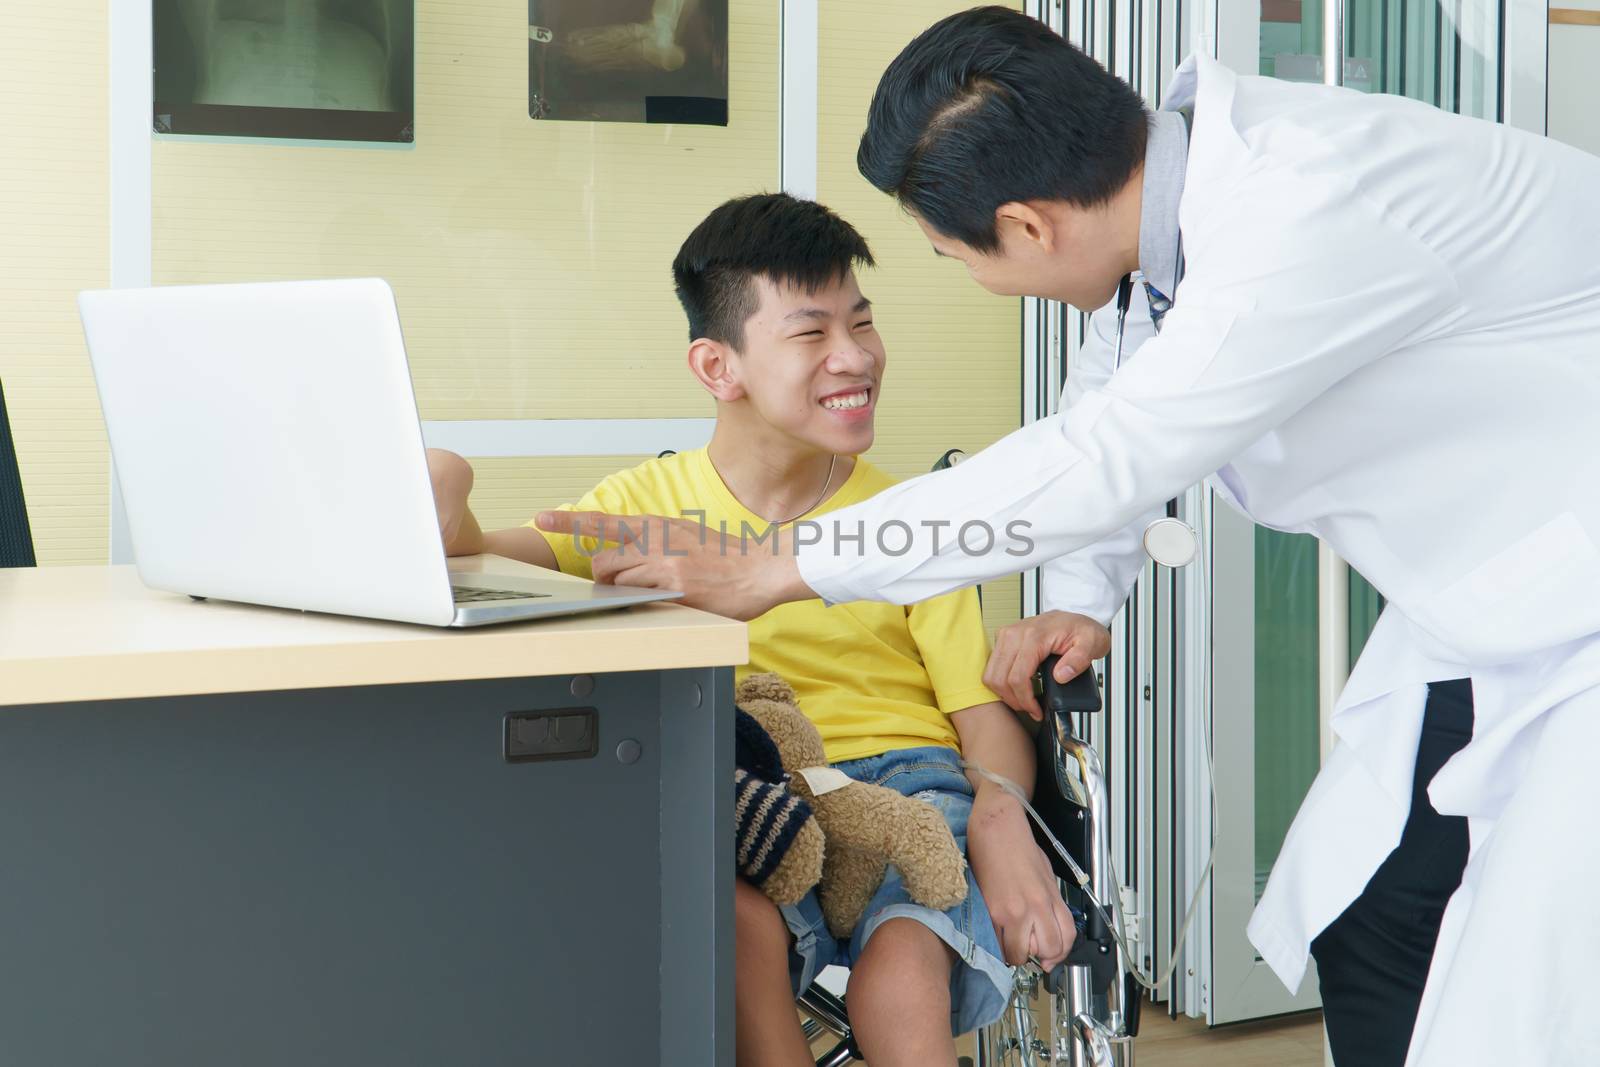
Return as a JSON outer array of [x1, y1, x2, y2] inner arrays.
[[795, 658, 1137, 1066], [794, 449, 1141, 1067]]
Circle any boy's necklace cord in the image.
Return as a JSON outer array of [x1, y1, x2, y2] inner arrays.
[[770, 453, 838, 525]]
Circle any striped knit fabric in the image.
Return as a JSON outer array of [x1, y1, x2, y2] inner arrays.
[[734, 767, 813, 890]]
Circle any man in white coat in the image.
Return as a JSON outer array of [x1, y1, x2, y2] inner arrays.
[[540, 7, 1600, 1062]]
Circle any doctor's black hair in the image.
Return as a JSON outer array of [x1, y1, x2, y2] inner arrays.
[[857, 6, 1149, 254], [672, 192, 875, 349]]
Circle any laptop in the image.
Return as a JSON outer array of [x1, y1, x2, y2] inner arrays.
[[77, 278, 681, 627]]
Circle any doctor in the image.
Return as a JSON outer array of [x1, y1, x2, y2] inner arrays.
[[542, 7, 1600, 1063]]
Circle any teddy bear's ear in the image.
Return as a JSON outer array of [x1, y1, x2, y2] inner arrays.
[[736, 672, 799, 708]]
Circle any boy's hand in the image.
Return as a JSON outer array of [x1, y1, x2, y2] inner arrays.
[[966, 785, 1077, 971], [985, 610, 1111, 720], [426, 449, 475, 549]]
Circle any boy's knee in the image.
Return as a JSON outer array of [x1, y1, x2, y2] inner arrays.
[[848, 919, 955, 1053], [864, 915, 953, 960], [735, 880, 791, 958], [853, 917, 954, 993]]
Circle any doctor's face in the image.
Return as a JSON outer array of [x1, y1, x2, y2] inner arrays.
[[914, 202, 1131, 311], [716, 273, 885, 457]]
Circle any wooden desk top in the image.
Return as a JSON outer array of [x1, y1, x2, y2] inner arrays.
[[0, 559, 748, 707]]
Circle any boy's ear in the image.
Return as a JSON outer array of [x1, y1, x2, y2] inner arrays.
[[688, 337, 746, 401]]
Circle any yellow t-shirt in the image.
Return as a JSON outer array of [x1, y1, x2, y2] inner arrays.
[[527, 448, 999, 764]]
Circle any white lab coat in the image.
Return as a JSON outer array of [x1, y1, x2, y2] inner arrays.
[[798, 55, 1600, 1064]]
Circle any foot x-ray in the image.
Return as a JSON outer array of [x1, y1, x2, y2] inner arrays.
[[154, 0, 415, 143], [529, 0, 728, 125]]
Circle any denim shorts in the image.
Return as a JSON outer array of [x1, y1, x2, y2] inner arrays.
[[780, 745, 1014, 1036]]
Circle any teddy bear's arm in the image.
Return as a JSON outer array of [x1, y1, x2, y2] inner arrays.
[[813, 784, 969, 914]]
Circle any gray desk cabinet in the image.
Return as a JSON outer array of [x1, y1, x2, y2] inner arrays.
[[0, 667, 732, 1066]]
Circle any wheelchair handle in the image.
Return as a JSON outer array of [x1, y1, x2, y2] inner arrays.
[[1035, 653, 1103, 717]]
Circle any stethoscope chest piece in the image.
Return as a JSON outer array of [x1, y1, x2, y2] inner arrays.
[[1143, 516, 1198, 568]]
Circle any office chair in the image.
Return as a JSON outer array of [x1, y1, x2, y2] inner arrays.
[[0, 378, 36, 568]]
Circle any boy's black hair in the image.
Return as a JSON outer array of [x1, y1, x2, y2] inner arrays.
[[672, 193, 875, 348], [857, 6, 1149, 254]]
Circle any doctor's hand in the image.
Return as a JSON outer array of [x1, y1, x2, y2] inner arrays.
[[985, 610, 1111, 721], [533, 510, 815, 621]]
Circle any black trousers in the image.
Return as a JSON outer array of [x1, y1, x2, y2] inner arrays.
[[1310, 679, 1474, 1067]]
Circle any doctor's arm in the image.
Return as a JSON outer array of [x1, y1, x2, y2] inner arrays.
[[989, 294, 1159, 714], [1043, 285, 1165, 620], [552, 174, 1458, 622], [789, 181, 1459, 607]]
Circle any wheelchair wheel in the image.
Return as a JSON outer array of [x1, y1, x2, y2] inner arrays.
[[973, 968, 1059, 1065]]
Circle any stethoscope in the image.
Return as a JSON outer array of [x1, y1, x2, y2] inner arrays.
[[1112, 273, 1136, 372], [1108, 274, 1198, 568]]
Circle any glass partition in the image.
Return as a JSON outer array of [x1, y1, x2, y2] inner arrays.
[[1346, 0, 1503, 115], [1252, 530, 1322, 901], [1258, 0, 1502, 114]]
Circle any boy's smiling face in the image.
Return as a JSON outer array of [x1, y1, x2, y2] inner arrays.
[[702, 271, 885, 457]]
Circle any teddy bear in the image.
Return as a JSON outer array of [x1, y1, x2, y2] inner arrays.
[[734, 704, 826, 907], [735, 673, 970, 939]]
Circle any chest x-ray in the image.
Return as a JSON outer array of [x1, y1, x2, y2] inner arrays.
[[154, 0, 414, 143], [529, 0, 728, 125]]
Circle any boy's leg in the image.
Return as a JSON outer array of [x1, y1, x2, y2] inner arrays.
[[734, 879, 814, 1067], [847, 916, 960, 1067]]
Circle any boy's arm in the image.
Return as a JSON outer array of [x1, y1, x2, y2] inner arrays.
[[482, 526, 559, 569], [950, 699, 1035, 800], [952, 700, 1077, 971], [427, 449, 559, 569]]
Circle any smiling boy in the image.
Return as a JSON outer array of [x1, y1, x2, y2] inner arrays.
[[427, 193, 1073, 1066]]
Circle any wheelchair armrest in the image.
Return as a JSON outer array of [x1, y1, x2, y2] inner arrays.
[[1026, 654, 1102, 887], [1044, 925, 1116, 996], [1035, 654, 1102, 717]]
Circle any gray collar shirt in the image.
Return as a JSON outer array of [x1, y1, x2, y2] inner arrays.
[[1137, 108, 1189, 328]]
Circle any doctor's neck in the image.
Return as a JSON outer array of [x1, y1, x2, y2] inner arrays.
[[1109, 159, 1146, 280], [1031, 161, 1145, 308]]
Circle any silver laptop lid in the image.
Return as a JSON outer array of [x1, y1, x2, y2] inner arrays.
[[79, 278, 459, 626]]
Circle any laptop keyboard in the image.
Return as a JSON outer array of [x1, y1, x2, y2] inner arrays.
[[451, 585, 553, 604]]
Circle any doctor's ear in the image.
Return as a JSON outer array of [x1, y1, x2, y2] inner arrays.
[[993, 201, 1057, 255], [688, 338, 746, 402]]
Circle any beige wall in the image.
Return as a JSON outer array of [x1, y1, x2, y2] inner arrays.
[[817, 0, 1025, 633], [0, 4, 110, 565], [152, 1, 781, 520], [3, 1, 1025, 641]]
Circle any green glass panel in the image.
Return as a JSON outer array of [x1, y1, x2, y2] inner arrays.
[[1258, 1, 1500, 117], [1343, 0, 1502, 117], [1252, 528, 1323, 900], [1349, 569, 1385, 662], [1258, 0, 1324, 81]]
